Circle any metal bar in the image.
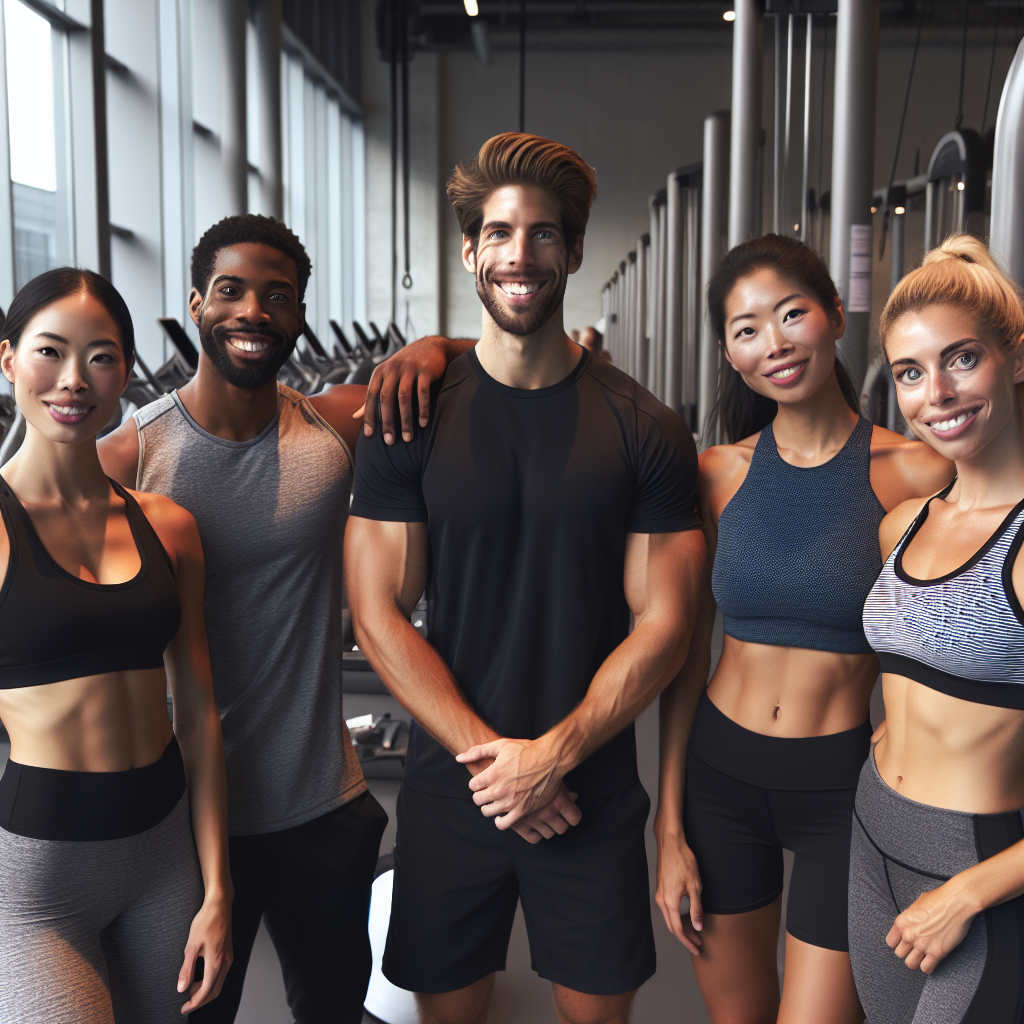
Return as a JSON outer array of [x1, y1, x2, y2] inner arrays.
[[664, 171, 684, 414], [647, 198, 660, 391], [729, 0, 764, 247], [890, 208, 905, 290], [773, 16, 782, 234], [924, 180, 935, 253], [683, 187, 701, 429], [783, 14, 795, 234], [256, 0, 283, 219], [636, 236, 649, 389], [801, 14, 813, 243], [830, 0, 880, 391], [991, 39, 1024, 283], [90, 0, 111, 279], [220, 0, 248, 216], [700, 112, 729, 442]]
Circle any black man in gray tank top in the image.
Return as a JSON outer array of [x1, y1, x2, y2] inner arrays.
[[99, 214, 463, 1024]]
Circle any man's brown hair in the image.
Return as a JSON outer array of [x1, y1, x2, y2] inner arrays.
[[446, 133, 598, 248]]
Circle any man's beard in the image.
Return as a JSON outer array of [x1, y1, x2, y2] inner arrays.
[[476, 269, 566, 337], [198, 317, 295, 389]]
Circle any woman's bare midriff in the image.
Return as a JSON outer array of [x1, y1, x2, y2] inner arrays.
[[706, 634, 880, 737], [874, 674, 1024, 814], [0, 666, 174, 771]]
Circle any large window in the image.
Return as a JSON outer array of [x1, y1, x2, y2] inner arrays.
[[0, 0, 366, 371], [5, 0, 61, 291]]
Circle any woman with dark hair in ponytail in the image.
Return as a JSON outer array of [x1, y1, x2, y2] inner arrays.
[[654, 235, 952, 1023]]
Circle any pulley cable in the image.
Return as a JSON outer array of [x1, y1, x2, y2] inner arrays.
[[982, 0, 1001, 135], [880, 0, 926, 259], [401, 0, 413, 291], [389, 0, 399, 323], [954, 0, 969, 130]]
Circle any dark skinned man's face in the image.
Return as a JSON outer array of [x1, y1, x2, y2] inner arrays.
[[188, 242, 305, 389]]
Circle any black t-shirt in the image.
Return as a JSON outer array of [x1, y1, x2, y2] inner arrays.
[[351, 348, 701, 799]]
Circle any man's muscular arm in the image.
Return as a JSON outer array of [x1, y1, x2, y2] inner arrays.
[[344, 515, 581, 843], [458, 527, 707, 830]]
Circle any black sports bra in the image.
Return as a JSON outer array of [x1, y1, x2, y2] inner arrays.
[[0, 478, 182, 688]]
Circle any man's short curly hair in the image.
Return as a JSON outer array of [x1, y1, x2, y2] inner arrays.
[[447, 133, 598, 249], [191, 214, 312, 301]]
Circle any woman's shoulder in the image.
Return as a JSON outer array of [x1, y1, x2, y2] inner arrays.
[[125, 488, 201, 566], [698, 435, 759, 521], [878, 494, 932, 561]]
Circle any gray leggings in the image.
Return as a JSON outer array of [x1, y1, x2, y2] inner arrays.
[[849, 752, 1024, 1024], [0, 792, 203, 1023]]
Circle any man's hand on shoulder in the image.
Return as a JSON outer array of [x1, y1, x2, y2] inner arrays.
[[359, 335, 476, 446], [97, 419, 141, 489]]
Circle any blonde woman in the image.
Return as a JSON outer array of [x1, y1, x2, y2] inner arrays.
[[856, 235, 1024, 1022]]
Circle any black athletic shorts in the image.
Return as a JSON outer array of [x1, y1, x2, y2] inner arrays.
[[683, 691, 871, 952], [383, 779, 656, 996]]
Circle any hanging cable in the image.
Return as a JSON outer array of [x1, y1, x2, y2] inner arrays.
[[389, 0, 398, 324], [982, 0, 1001, 135], [401, 0, 413, 291], [880, 0, 926, 258], [519, 0, 526, 132], [955, 0, 969, 130]]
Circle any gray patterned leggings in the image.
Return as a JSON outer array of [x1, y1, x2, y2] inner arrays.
[[849, 753, 1024, 1024], [0, 793, 203, 1023]]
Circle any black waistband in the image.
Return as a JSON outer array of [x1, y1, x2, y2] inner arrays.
[[0, 736, 186, 841], [687, 689, 871, 791]]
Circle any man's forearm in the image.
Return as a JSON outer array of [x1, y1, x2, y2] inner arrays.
[[354, 607, 498, 758], [544, 609, 692, 776]]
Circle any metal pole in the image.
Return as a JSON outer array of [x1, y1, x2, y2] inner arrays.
[[89, 0, 110, 278], [773, 16, 782, 234], [830, 0, 879, 391], [256, 0, 283, 219], [783, 14, 795, 234], [890, 209, 905, 291], [664, 170, 684, 414], [647, 197, 660, 391], [636, 235, 649, 389], [700, 112, 730, 441], [220, 0, 248, 215], [654, 199, 667, 401], [801, 14, 813, 243], [683, 186, 701, 429], [729, 0, 763, 248], [991, 39, 1024, 284]]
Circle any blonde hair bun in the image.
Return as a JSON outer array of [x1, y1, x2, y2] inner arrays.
[[880, 233, 1024, 353]]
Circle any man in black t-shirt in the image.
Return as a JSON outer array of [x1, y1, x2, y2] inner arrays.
[[346, 133, 705, 1024]]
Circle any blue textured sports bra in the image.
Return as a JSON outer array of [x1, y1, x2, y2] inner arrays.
[[711, 416, 884, 654], [863, 483, 1024, 709]]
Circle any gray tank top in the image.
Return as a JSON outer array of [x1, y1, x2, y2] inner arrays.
[[134, 384, 365, 835]]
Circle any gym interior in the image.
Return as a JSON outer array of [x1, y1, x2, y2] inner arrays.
[[0, 1, 1020, 1022]]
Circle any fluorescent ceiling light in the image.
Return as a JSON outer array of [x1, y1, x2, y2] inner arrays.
[[464, 0, 479, 14]]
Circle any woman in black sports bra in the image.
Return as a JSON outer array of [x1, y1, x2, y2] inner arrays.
[[0, 269, 232, 1023], [852, 237, 1024, 1023], [654, 237, 953, 1024]]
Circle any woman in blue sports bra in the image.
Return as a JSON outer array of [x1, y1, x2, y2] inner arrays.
[[0, 269, 232, 1022], [853, 236, 1024, 1024], [654, 235, 953, 1024]]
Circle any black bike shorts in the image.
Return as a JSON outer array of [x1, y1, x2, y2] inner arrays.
[[382, 779, 656, 996], [683, 691, 871, 952]]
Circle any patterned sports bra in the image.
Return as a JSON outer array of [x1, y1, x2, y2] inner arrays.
[[862, 482, 1024, 710]]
